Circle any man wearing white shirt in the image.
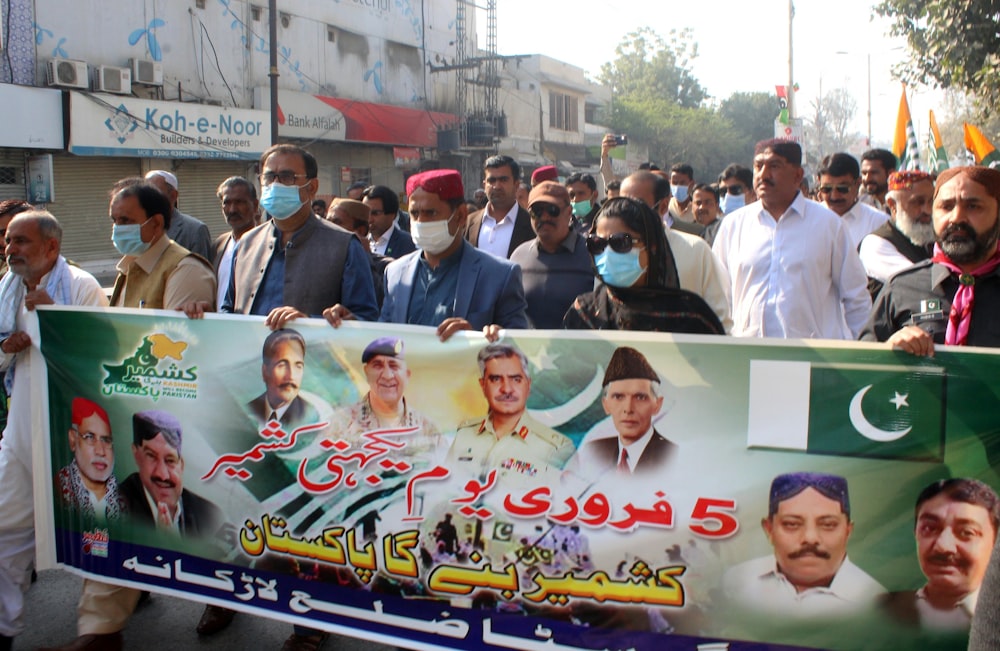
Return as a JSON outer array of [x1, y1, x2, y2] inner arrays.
[[212, 177, 260, 310], [363, 184, 415, 259], [722, 472, 885, 618], [464, 155, 535, 259], [858, 170, 934, 297], [817, 152, 889, 247], [0, 212, 108, 651], [712, 139, 871, 339]]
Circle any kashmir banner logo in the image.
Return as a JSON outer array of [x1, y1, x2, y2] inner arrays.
[[101, 333, 198, 401]]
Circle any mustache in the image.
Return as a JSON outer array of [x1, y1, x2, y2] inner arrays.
[[789, 544, 831, 560], [756, 178, 775, 189], [927, 552, 968, 568], [151, 477, 176, 488], [942, 223, 977, 239]]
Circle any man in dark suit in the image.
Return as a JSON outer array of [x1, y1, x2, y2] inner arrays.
[[580, 346, 675, 477], [119, 410, 224, 537], [465, 155, 536, 259], [211, 176, 260, 311], [246, 329, 323, 430], [363, 184, 415, 259], [323, 169, 528, 340]]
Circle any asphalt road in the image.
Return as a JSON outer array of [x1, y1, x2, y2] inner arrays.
[[18, 569, 397, 651]]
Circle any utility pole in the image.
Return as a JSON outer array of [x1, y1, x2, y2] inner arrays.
[[268, 0, 279, 145], [787, 0, 795, 120]]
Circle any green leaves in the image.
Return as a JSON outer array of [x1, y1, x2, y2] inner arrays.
[[876, 0, 1000, 114]]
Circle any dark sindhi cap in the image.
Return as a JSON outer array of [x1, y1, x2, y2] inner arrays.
[[769, 472, 850, 518]]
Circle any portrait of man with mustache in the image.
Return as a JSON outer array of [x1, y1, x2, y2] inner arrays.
[[722, 472, 885, 617], [247, 328, 321, 430], [884, 478, 999, 631]]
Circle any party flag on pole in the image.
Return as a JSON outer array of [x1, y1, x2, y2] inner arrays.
[[927, 110, 949, 174], [892, 84, 920, 171], [963, 123, 1000, 168]]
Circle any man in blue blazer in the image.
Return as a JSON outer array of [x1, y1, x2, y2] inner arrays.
[[325, 169, 528, 340]]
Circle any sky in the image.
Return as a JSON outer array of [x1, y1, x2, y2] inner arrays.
[[476, 0, 946, 149]]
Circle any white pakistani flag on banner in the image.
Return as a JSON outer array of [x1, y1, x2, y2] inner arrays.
[[747, 360, 946, 462]]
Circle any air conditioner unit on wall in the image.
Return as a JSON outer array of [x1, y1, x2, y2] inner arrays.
[[130, 58, 163, 86], [47, 58, 89, 90], [95, 65, 132, 95]]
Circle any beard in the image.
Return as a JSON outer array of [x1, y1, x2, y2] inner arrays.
[[938, 218, 1000, 265], [896, 212, 936, 246]]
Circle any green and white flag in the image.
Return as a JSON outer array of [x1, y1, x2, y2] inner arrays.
[[747, 360, 945, 461]]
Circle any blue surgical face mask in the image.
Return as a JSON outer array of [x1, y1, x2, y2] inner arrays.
[[671, 184, 689, 203], [111, 219, 152, 256], [260, 182, 307, 220], [571, 199, 592, 217], [594, 248, 646, 288], [721, 192, 746, 214]]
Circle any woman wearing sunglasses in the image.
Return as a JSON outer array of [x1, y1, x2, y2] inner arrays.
[[563, 197, 724, 334]]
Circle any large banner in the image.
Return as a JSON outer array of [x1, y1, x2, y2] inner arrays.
[[36, 307, 1000, 651]]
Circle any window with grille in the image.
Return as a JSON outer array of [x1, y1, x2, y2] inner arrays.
[[549, 92, 579, 131]]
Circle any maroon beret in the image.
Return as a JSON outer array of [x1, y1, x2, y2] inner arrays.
[[405, 169, 464, 201], [531, 165, 559, 185]]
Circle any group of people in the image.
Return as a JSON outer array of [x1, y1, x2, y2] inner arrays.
[[1, 133, 1000, 650]]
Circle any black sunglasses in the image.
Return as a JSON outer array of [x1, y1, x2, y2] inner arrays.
[[586, 232, 643, 255], [818, 184, 852, 195], [721, 185, 745, 196], [529, 203, 563, 219]]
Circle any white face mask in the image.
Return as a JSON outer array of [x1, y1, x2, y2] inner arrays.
[[411, 211, 457, 254]]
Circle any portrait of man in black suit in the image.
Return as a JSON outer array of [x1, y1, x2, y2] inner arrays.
[[247, 328, 322, 430], [579, 346, 675, 477], [120, 410, 223, 538]]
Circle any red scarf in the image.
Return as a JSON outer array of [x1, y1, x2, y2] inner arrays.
[[931, 243, 1000, 345]]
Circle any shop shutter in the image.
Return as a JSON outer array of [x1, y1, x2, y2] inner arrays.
[[48, 155, 140, 271], [171, 160, 255, 239]]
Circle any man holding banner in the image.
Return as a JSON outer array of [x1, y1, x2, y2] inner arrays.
[[0, 211, 107, 651], [861, 166, 1000, 352]]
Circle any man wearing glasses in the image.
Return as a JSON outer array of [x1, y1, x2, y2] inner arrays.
[[214, 144, 379, 328], [510, 181, 594, 328], [816, 152, 888, 247], [718, 164, 755, 215], [56, 398, 124, 523]]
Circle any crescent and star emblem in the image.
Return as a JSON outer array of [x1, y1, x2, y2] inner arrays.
[[848, 384, 911, 442]]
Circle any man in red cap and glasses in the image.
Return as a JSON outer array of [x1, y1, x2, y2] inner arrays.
[[324, 169, 528, 340], [861, 166, 1000, 353]]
